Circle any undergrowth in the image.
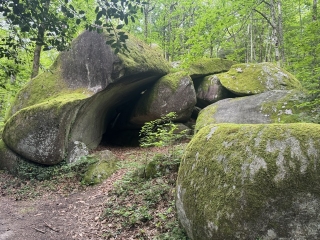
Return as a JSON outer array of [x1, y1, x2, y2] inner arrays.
[[0, 155, 99, 200], [100, 149, 189, 239]]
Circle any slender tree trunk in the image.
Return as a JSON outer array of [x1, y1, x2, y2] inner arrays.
[[209, 39, 213, 58], [144, 5, 149, 42], [298, 0, 303, 38], [311, 0, 319, 87], [144, 0, 154, 43], [269, 0, 279, 65], [277, 0, 285, 64], [268, 0, 284, 66], [313, 0, 318, 21], [250, 13, 254, 62], [31, 0, 50, 78], [31, 44, 42, 78]]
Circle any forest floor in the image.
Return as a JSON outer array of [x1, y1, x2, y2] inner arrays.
[[0, 145, 189, 240]]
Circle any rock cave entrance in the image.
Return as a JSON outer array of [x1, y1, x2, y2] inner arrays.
[[100, 97, 142, 147]]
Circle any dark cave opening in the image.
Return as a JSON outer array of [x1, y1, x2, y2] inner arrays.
[[100, 97, 142, 147]]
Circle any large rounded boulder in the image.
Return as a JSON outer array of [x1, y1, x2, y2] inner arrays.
[[130, 71, 196, 125], [176, 123, 320, 239], [218, 62, 302, 96], [195, 74, 234, 108], [195, 90, 304, 133], [2, 31, 170, 165]]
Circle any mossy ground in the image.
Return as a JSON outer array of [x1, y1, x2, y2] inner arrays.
[[177, 123, 320, 239]]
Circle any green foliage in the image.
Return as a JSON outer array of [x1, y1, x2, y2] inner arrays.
[[0, 0, 144, 60], [0, 156, 97, 199], [140, 146, 184, 179], [15, 155, 98, 181], [139, 112, 189, 179], [139, 112, 187, 148]]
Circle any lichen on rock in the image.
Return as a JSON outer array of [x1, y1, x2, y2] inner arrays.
[[176, 123, 320, 239], [195, 90, 306, 133]]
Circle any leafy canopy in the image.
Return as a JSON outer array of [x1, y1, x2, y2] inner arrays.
[[0, 0, 145, 60]]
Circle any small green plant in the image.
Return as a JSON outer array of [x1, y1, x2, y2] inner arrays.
[[139, 112, 189, 178], [139, 112, 187, 148]]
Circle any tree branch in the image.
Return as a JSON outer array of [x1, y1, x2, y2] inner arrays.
[[260, 0, 272, 8], [253, 8, 275, 28]]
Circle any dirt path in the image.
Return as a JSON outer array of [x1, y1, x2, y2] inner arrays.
[[0, 169, 126, 240]]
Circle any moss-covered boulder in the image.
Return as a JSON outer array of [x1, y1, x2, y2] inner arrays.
[[218, 62, 302, 96], [3, 96, 86, 165], [82, 150, 119, 185], [196, 74, 234, 108], [177, 123, 320, 239], [188, 58, 235, 79], [195, 90, 305, 133], [2, 31, 169, 165], [130, 71, 196, 125]]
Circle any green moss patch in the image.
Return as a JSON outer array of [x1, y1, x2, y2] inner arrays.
[[194, 105, 217, 133], [194, 90, 311, 133], [261, 90, 307, 123], [177, 123, 320, 239], [160, 71, 189, 90], [82, 159, 118, 185], [218, 62, 302, 96], [82, 150, 119, 185], [187, 58, 235, 79], [117, 33, 170, 76], [8, 67, 91, 118], [3, 94, 87, 165]]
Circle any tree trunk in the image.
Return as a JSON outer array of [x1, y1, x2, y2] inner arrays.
[[313, 0, 318, 21], [144, 0, 153, 43], [31, 0, 50, 78], [277, 0, 285, 64], [31, 44, 42, 78], [269, 0, 284, 66], [144, 6, 148, 42], [250, 13, 254, 62]]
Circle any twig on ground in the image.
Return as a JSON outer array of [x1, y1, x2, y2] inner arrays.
[[32, 227, 45, 234], [44, 221, 59, 232]]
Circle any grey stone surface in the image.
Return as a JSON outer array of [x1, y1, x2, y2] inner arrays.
[[196, 74, 233, 108], [195, 90, 303, 133]]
